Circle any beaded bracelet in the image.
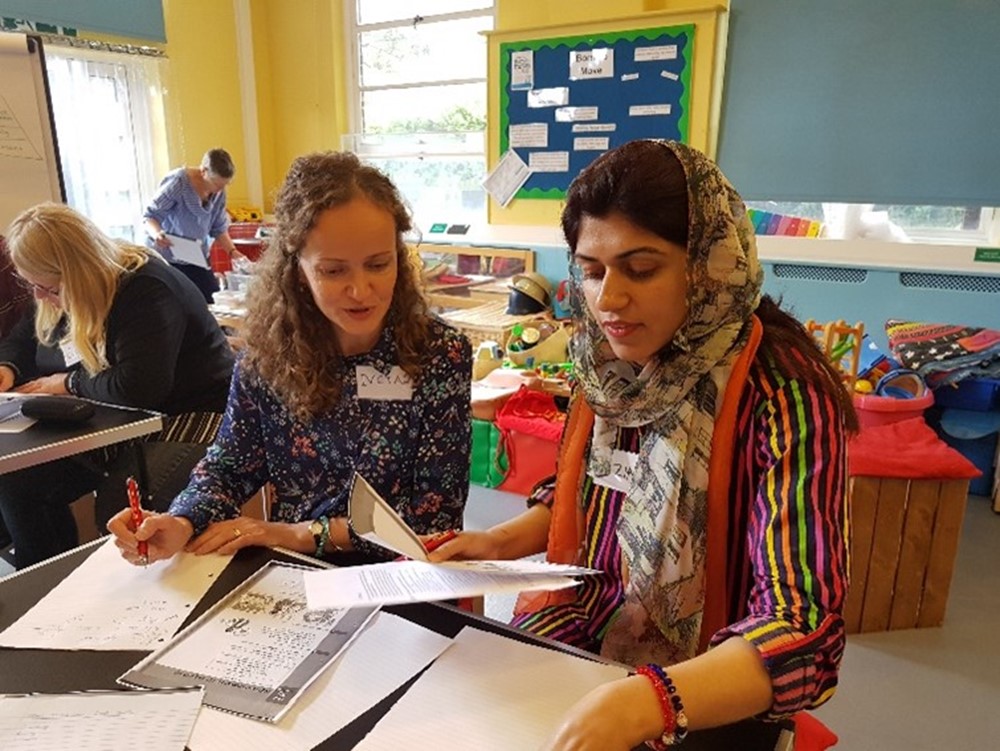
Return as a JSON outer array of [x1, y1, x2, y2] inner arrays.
[[636, 664, 689, 747], [314, 515, 330, 558]]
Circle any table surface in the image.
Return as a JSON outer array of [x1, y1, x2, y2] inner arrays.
[[0, 541, 790, 751], [0, 400, 162, 475]]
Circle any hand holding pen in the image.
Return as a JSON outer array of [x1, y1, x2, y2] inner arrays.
[[126, 476, 149, 566]]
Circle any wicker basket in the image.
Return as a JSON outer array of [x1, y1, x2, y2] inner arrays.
[[440, 300, 545, 350]]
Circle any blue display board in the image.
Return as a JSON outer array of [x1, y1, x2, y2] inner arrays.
[[500, 24, 693, 199]]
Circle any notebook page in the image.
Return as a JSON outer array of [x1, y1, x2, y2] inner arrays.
[[354, 626, 628, 751]]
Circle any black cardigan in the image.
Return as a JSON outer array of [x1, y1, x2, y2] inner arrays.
[[0, 258, 233, 415]]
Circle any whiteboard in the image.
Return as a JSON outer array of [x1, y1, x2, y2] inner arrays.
[[0, 33, 64, 232]]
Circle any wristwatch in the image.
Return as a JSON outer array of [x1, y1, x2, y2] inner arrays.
[[309, 516, 330, 557]]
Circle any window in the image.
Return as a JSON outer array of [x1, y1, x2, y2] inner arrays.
[[344, 1, 494, 230], [745, 201, 998, 244], [45, 45, 167, 242]]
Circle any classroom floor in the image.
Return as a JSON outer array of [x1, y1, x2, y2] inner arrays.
[[3, 487, 997, 749]]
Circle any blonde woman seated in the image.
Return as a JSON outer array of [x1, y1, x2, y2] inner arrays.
[[0, 204, 234, 568]]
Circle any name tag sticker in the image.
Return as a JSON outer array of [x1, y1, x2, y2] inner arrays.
[[591, 449, 638, 492], [356, 365, 413, 401], [59, 339, 82, 367]]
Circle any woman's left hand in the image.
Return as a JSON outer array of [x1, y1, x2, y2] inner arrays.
[[185, 517, 278, 555], [540, 677, 663, 751], [14, 373, 69, 395]]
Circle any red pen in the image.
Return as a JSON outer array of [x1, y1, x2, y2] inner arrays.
[[424, 529, 458, 554], [126, 476, 148, 566]]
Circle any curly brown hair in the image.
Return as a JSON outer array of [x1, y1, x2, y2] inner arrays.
[[242, 152, 429, 419]]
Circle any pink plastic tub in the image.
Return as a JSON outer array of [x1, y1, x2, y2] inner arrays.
[[853, 390, 934, 430]]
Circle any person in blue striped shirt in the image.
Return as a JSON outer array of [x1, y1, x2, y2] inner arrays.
[[143, 148, 241, 302]]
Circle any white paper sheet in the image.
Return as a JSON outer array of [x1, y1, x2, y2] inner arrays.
[[187, 612, 452, 751], [354, 626, 629, 751], [165, 233, 209, 268], [510, 49, 534, 90], [0, 392, 36, 432], [482, 149, 531, 208], [528, 151, 570, 173], [349, 472, 429, 560], [0, 538, 232, 650], [0, 688, 204, 751], [303, 559, 582, 609], [509, 122, 548, 148]]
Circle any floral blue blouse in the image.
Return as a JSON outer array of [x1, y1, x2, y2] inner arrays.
[[169, 319, 472, 546]]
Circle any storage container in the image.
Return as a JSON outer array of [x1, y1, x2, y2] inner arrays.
[[853, 389, 934, 429], [932, 378, 1000, 411], [845, 476, 969, 633]]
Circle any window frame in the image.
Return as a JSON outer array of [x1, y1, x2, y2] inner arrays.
[[343, 1, 496, 225]]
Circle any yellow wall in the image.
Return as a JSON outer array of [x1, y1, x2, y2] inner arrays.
[[490, 0, 728, 225], [250, 0, 348, 209], [160, 0, 249, 205]]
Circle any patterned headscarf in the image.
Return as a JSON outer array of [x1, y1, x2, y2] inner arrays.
[[567, 140, 762, 666]]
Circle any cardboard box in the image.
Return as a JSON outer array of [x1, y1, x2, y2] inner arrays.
[[844, 477, 969, 633]]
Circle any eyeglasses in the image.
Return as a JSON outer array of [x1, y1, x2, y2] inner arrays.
[[18, 278, 60, 297]]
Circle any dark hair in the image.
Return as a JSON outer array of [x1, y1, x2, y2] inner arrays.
[[562, 140, 689, 250], [242, 151, 429, 418], [561, 140, 858, 432], [203, 148, 235, 179]]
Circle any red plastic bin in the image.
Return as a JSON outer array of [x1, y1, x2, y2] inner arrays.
[[853, 390, 934, 430]]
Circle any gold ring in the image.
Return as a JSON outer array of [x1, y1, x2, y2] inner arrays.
[[233, 528, 242, 538]]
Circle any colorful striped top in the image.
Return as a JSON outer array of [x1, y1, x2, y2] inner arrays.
[[513, 348, 849, 718]]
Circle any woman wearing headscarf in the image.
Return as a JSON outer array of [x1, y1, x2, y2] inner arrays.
[[430, 140, 856, 749]]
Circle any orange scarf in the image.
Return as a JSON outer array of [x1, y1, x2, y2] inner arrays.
[[516, 316, 763, 653]]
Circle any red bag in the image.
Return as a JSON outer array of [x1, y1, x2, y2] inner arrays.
[[494, 387, 565, 495]]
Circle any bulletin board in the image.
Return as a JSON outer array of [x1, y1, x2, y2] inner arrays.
[[499, 23, 693, 200]]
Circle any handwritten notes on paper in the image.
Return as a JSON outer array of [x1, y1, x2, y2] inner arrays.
[[354, 627, 629, 751], [0, 688, 204, 751], [120, 562, 378, 723], [156, 562, 346, 688], [0, 95, 42, 161], [0, 538, 232, 650], [186, 612, 452, 751]]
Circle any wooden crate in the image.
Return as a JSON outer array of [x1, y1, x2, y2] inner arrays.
[[439, 300, 544, 350], [844, 477, 969, 633]]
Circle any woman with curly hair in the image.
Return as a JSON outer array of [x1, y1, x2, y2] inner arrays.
[[110, 152, 472, 564]]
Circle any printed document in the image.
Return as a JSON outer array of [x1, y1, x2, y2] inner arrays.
[[187, 612, 451, 751], [303, 559, 583, 609], [120, 562, 378, 723], [0, 538, 232, 650]]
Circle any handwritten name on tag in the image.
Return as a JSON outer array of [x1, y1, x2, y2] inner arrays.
[[356, 365, 413, 401], [591, 449, 638, 493]]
